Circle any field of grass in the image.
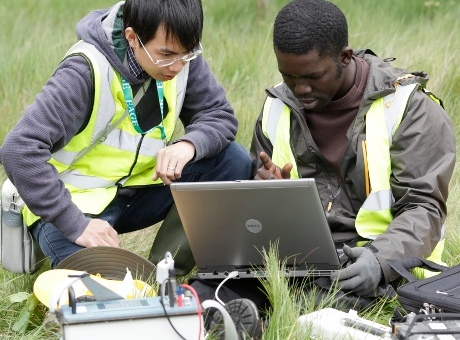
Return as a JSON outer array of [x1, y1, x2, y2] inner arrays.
[[1, 0, 460, 338]]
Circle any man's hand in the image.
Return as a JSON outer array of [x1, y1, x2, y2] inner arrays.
[[153, 141, 196, 185], [255, 151, 293, 180], [329, 245, 382, 297], [74, 218, 120, 248]]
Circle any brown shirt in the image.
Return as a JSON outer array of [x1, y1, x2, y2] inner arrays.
[[304, 56, 369, 184]]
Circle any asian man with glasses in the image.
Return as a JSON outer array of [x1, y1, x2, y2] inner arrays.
[[0, 0, 251, 269]]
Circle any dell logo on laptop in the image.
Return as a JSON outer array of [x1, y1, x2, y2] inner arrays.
[[245, 219, 262, 233]]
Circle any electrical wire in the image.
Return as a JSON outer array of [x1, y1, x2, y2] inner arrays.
[[214, 271, 239, 306], [157, 252, 204, 339], [160, 278, 187, 340], [49, 273, 87, 313], [181, 283, 203, 340]]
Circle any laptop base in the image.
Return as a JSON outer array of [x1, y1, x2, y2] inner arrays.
[[197, 267, 338, 279]]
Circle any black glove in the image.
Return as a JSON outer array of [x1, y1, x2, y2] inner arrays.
[[330, 245, 382, 297]]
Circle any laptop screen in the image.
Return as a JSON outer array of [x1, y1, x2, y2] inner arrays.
[[170, 179, 341, 279]]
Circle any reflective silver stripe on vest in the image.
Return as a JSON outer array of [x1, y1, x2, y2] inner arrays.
[[52, 150, 80, 166], [103, 130, 166, 157], [59, 170, 115, 189], [264, 97, 285, 142], [360, 190, 394, 211], [362, 84, 418, 212], [383, 84, 417, 145]]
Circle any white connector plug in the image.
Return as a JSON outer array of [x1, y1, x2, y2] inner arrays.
[[215, 271, 239, 306], [156, 252, 174, 285]]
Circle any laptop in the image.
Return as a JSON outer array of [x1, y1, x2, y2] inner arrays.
[[170, 179, 346, 279]]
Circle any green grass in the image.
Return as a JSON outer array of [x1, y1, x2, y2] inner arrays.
[[1, 0, 460, 338]]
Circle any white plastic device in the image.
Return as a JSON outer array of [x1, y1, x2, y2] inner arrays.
[[298, 308, 392, 339]]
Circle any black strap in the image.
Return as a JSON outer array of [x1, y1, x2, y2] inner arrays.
[[389, 257, 449, 283], [69, 273, 124, 301]]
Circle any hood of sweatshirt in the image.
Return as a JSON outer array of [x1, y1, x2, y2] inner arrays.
[[75, 1, 141, 84]]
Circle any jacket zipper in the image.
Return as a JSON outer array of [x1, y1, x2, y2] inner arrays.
[[288, 103, 342, 214], [308, 145, 341, 214]]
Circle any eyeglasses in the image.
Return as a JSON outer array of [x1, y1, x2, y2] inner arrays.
[[136, 34, 203, 67]]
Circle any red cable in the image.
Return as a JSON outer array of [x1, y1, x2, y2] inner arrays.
[[181, 283, 203, 340]]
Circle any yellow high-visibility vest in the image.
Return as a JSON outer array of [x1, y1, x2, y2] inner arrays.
[[23, 40, 189, 225]]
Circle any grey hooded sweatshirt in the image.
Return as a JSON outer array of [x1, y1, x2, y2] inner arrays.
[[0, 2, 238, 242]]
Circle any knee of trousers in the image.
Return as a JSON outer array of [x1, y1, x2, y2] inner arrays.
[[218, 142, 252, 177]]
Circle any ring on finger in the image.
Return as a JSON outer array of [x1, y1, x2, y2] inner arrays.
[[168, 166, 176, 170]]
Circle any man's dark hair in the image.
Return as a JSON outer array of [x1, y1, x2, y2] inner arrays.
[[273, 0, 348, 57], [123, 0, 203, 51]]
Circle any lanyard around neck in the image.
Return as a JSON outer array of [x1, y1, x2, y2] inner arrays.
[[120, 77, 167, 144]]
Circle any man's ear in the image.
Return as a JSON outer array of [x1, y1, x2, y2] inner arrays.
[[339, 46, 353, 67], [125, 27, 138, 49]]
